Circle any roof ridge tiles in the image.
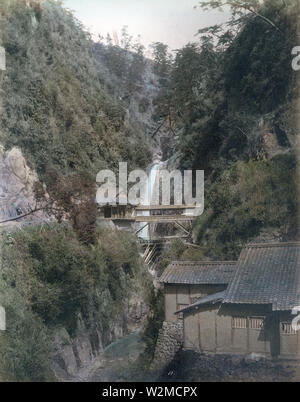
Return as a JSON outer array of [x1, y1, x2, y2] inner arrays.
[[171, 260, 237, 266], [245, 242, 300, 248]]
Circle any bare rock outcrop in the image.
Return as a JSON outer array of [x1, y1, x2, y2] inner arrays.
[[0, 147, 51, 226]]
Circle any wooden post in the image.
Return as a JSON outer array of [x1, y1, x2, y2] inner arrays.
[[270, 311, 280, 359]]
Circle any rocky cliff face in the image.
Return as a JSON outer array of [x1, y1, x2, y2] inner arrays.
[[93, 44, 175, 162], [52, 294, 149, 381], [0, 147, 51, 225]]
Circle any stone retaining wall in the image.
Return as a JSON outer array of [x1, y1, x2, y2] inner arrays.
[[151, 321, 183, 371]]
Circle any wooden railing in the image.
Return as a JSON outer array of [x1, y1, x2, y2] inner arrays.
[[100, 204, 198, 222]]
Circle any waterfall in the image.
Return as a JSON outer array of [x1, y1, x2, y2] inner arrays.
[[137, 162, 160, 240]]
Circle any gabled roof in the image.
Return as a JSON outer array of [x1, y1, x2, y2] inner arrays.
[[224, 242, 300, 311], [159, 261, 237, 285], [175, 291, 226, 314]]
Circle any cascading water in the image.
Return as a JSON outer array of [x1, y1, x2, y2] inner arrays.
[[137, 161, 161, 240]]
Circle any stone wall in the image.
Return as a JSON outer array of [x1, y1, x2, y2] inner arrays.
[[151, 321, 183, 371]]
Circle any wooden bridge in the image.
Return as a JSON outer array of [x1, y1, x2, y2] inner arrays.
[[100, 204, 198, 223], [135, 205, 197, 222], [99, 204, 198, 265]]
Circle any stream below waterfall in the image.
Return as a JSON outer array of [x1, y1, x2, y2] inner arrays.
[[88, 330, 146, 382]]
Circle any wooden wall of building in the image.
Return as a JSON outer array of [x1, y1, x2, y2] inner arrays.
[[183, 304, 300, 359], [164, 284, 226, 322], [164, 284, 300, 359], [279, 311, 300, 359]]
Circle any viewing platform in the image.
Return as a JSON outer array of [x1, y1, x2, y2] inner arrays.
[[99, 204, 198, 223]]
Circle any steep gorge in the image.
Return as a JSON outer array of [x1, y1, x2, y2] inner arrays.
[[0, 0, 299, 382]]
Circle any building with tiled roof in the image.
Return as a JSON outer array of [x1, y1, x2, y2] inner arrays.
[[224, 242, 300, 311], [160, 261, 237, 285], [159, 242, 300, 360], [160, 260, 236, 322]]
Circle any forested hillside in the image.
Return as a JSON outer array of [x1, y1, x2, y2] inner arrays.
[[0, 0, 154, 381], [0, 225, 153, 381], [0, 0, 151, 179], [91, 0, 299, 262], [157, 0, 299, 258]]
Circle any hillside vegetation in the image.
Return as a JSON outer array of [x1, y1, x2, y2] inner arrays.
[[0, 0, 154, 382], [91, 0, 300, 260], [0, 0, 151, 179], [155, 0, 299, 258], [0, 225, 152, 381]]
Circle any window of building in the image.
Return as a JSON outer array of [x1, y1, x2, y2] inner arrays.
[[232, 317, 247, 329], [249, 317, 265, 330], [190, 297, 201, 304], [104, 207, 112, 218], [177, 304, 188, 320], [280, 322, 296, 335]]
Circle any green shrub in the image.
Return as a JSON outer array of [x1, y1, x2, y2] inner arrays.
[[195, 155, 298, 259]]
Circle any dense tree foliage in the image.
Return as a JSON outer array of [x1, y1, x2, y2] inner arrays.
[[0, 225, 151, 381], [0, 1, 151, 178], [0, 0, 153, 243], [149, 0, 299, 257]]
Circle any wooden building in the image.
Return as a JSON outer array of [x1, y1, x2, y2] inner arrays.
[[160, 242, 300, 360]]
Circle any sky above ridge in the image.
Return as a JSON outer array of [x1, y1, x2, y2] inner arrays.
[[62, 0, 230, 52]]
